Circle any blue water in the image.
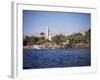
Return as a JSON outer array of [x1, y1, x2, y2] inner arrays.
[[23, 48, 91, 69]]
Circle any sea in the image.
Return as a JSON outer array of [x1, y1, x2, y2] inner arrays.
[[23, 48, 91, 69]]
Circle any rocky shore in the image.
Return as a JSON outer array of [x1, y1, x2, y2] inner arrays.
[[23, 43, 90, 49]]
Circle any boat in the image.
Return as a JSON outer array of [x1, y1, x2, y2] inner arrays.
[[33, 45, 41, 49]]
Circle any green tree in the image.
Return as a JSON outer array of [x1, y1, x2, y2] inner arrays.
[[29, 36, 36, 46], [67, 33, 85, 44], [51, 34, 66, 45], [37, 37, 46, 45], [40, 32, 45, 37], [23, 36, 37, 47], [85, 29, 91, 43]]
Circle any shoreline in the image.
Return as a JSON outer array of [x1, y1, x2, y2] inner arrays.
[[23, 43, 90, 49], [23, 47, 91, 49]]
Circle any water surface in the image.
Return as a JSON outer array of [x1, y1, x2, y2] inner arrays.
[[23, 48, 91, 69]]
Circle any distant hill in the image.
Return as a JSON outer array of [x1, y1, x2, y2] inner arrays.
[[24, 27, 90, 37], [79, 27, 90, 35]]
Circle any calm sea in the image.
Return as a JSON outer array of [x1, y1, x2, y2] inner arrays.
[[23, 48, 91, 69]]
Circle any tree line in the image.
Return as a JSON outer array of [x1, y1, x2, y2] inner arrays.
[[23, 29, 91, 47]]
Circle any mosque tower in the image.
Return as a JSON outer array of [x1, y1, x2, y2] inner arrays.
[[45, 26, 50, 40]]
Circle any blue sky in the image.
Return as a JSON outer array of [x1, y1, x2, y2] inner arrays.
[[23, 10, 91, 35]]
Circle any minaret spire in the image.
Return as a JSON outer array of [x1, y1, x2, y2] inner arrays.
[[45, 26, 49, 40]]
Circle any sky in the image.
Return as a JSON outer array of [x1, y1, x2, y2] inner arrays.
[[23, 10, 91, 36]]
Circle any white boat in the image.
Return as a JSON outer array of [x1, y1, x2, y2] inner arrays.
[[33, 45, 41, 49]]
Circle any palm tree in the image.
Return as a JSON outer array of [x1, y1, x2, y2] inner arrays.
[[40, 32, 45, 37], [51, 34, 66, 45]]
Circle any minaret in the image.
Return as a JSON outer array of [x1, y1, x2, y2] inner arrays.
[[45, 26, 49, 40]]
